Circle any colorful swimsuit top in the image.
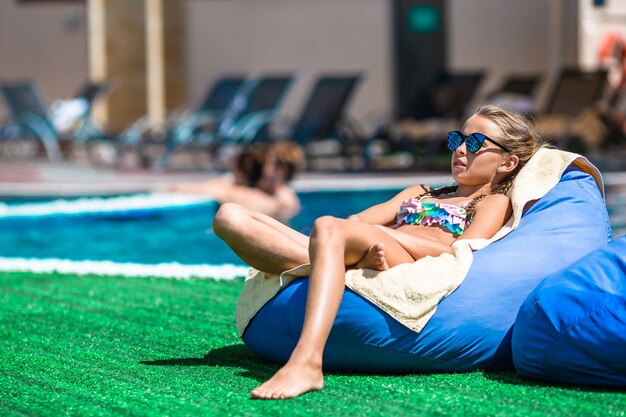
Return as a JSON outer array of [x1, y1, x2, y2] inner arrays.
[[395, 195, 470, 235]]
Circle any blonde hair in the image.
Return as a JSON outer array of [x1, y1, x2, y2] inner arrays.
[[474, 104, 547, 179], [421, 105, 549, 220]]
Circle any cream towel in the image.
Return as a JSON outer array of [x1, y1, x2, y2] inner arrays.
[[235, 148, 604, 336]]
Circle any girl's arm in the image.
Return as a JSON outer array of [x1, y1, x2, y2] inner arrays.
[[457, 193, 512, 241], [348, 184, 430, 226], [168, 179, 298, 218], [212, 184, 299, 218], [166, 179, 225, 194], [374, 193, 513, 260], [373, 226, 452, 259]]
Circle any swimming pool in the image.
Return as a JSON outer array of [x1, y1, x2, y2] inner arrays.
[[0, 189, 399, 276], [0, 183, 623, 279]]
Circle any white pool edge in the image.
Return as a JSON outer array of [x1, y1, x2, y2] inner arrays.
[[0, 257, 249, 280]]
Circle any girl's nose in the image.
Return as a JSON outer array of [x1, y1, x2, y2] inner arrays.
[[455, 141, 467, 155]]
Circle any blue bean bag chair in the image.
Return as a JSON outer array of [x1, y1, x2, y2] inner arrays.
[[512, 236, 626, 386], [242, 169, 611, 372]]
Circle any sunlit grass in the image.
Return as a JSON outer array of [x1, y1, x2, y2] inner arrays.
[[1, 271, 624, 417]]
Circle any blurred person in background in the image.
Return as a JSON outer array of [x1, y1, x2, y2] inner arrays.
[[167, 141, 303, 221]]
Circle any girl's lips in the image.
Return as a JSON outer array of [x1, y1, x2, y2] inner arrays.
[[453, 160, 466, 168]]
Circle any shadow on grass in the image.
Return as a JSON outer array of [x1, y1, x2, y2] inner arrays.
[[139, 343, 276, 382], [482, 370, 626, 393], [141, 345, 625, 393]]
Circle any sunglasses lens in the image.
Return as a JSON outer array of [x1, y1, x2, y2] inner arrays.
[[447, 132, 463, 151], [466, 134, 484, 153]]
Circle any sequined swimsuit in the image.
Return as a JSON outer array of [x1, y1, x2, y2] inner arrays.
[[395, 195, 470, 235]]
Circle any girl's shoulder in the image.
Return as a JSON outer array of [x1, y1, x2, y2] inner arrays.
[[475, 193, 511, 209], [409, 183, 432, 194]]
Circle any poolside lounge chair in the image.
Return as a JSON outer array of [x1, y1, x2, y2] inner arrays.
[[601, 87, 626, 149], [535, 68, 609, 151], [67, 80, 113, 145], [407, 69, 485, 122], [0, 80, 63, 161], [162, 75, 248, 146], [544, 68, 608, 116], [491, 74, 542, 98], [157, 74, 293, 169], [271, 74, 363, 170], [369, 69, 485, 169], [115, 75, 246, 167], [0, 80, 113, 162], [73, 80, 112, 107], [216, 74, 294, 144], [483, 74, 542, 116]]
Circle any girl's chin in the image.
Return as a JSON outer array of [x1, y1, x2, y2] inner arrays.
[[451, 167, 466, 177]]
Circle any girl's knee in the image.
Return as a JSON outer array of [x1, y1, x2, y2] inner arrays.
[[213, 203, 247, 236], [311, 216, 343, 238]]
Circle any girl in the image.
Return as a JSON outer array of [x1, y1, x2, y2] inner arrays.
[[213, 105, 546, 399]]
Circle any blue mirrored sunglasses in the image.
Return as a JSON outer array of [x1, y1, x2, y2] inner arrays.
[[447, 131, 511, 153]]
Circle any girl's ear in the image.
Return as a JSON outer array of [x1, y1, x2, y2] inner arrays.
[[500, 155, 519, 174]]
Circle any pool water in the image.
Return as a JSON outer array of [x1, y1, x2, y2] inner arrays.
[[0, 185, 623, 267], [0, 189, 399, 266]]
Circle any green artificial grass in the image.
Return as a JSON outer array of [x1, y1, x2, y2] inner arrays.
[[0, 271, 624, 417]]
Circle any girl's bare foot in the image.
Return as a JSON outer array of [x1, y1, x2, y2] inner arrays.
[[353, 242, 389, 271], [250, 360, 324, 400]]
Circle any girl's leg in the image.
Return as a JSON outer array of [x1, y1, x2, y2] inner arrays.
[[251, 216, 415, 400], [213, 203, 309, 274]]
